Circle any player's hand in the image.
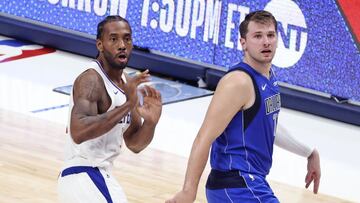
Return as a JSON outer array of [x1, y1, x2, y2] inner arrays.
[[305, 149, 321, 194], [137, 85, 162, 125], [165, 190, 195, 203], [123, 70, 150, 109]]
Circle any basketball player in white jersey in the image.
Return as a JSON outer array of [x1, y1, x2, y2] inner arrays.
[[57, 16, 162, 203]]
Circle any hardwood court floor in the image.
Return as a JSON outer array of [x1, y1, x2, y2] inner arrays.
[[0, 108, 353, 203]]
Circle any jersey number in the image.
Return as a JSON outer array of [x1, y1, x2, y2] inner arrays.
[[273, 113, 278, 136]]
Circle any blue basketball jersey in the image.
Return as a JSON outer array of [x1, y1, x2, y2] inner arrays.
[[210, 62, 281, 177]]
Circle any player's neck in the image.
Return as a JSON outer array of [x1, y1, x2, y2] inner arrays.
[[97, 57, 124, 84], [243, 57, 271, 79]]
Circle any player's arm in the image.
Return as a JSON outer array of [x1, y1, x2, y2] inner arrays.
[[166, 71, 254, 203], [123, 85, 162, 153], [275, 125, 321, 194], [70, 70, 147, 144], [121, 71, 144, 140]]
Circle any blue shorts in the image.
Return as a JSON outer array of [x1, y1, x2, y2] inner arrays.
[[206, 170, 279, 203]]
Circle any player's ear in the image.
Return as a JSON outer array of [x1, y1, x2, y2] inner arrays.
[[240, 37, 247, 51], [96, 39, 103, 52]]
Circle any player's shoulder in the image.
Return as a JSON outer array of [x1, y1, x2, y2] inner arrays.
[[220, 70, 252, 89], [73, 68, 105, 95], [77, 68, 102, 82]]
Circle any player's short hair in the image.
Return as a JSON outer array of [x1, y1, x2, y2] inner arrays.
[[96, 15, 132, 40], [239, 10, 277, 38]]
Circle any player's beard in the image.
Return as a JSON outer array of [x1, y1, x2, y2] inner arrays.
[[103, 51, 129, 70]]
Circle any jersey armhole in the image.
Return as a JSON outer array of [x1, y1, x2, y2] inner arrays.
[[228, 68, 261, 131]]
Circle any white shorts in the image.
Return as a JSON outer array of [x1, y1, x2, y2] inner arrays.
[[57, 166, 127, 203]]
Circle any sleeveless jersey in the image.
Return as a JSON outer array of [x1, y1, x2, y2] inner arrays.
[[209, 62, 281, 176], [63, 60, 130, 169]]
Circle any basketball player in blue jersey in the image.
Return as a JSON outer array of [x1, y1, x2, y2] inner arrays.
[[166, 10, 321, 203], [57, 16, 162, 203]]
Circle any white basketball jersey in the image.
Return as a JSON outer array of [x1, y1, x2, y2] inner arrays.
[[63, 60, 130, 169]]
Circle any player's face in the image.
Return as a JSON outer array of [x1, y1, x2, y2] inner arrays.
[[98, 21, 133, 70], [241, 21, 277, 64]]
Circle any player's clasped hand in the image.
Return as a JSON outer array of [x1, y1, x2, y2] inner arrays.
[[137, 85, 162, 125], [123, 69, 150, 109]]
